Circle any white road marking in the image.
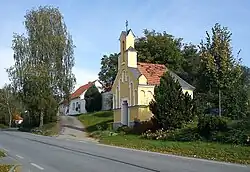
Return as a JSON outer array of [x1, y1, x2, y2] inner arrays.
[[16, 155, 24, 159], [31, 163, 44, 170], [2, 148, 9, 152], [78, 140, 87, 143]]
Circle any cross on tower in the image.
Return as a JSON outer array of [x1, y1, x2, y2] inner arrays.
[[125, 20, 128, 31]]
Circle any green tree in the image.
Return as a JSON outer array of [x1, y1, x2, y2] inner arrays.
[[149, 72, 196, 130], [7, 6, 75, 127], [98, 53, 118, 92], [135, 29, 184, 71], [178, 43, 200, 86], [0, 85, 17, 127], [84, 85, 102, 113], [198, 23, 245, 118]]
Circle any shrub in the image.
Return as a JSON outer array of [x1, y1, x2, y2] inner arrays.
[[149, 72, 197, 130], [197, 115, 228, 139], [85, 85, 102, 112], [131, 117, 159, 135]]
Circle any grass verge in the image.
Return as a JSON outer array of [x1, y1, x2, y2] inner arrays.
[[0, 165, 12, 172], [78, 111, 250, 164], [78, 111, 113, 132], [0, 150, 5, 158], [31, 122, 60, 136], [100, 134, 250, 164], [0, 124, 7, 129]]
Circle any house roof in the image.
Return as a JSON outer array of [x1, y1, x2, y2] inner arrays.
[[136, 62, 195, 89], [137, 62, 166, 85], [70, 81, 95, 100]]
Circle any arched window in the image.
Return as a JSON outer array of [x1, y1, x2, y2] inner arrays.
[[116, 86, 119, 108], [147, 91, 154, 104], [140, 90, 145, 105], [122, 41, 125, 61], [130, 82, 133, 105]]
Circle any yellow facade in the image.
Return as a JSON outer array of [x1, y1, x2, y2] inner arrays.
[[112, 28, 195, 129]]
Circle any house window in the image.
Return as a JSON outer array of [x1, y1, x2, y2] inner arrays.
[[147, 91, 154, 104], [130, 82, 133, 105], [122, 70, 125, 82], [122, 41, 125, 62], [116, 86, 119, 108], [72, 103, 75, 110], [134, 89, 137, 105], [140, 90, 145, 105]]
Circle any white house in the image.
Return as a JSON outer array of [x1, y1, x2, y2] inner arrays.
[[59, 80, 112, 116]]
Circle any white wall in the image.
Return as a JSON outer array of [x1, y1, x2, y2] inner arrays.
[[68, 98, 87, 115]]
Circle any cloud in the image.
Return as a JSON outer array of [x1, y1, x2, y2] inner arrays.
[[72, 66, 99, 91], [0, 47, 14, 88]]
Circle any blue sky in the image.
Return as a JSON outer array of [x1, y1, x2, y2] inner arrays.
[[0, 0, 249, 89]]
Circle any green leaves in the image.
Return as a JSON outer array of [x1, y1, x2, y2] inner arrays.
[[84, 85, 102, 113], [8, 6, 75, 127], [98, 53, 118, 92], [150, 72, 196, 130]]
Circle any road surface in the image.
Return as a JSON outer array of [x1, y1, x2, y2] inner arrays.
[[0, 130, 249, 172]]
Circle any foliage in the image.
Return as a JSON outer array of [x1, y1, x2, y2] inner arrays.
[[84, 85, 102, 113], [0, 124, 7, 129], [98, 53, 118, 92], [135, 29, 184, 71], [198, 23, 246, 119], [197, 115, 228, 139], [30, 122, 60, 136], [7, 6, 75, 127], [100, 134, 250, 164], [149, 72, 196, 130], [98, 29, 200, 91], [213, 118, 250, 145], [0, 165, 12, 172], [78, 111, 113, 132]]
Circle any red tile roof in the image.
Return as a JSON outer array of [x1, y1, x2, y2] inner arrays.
[[137, 62, 166, 85], [70, 81, 95, 100]]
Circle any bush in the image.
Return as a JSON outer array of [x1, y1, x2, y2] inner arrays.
[[149, 72, 197, 130], [85, 85, 102, 113], [131, 118, 159, 135], [198, 115, 228, 139]]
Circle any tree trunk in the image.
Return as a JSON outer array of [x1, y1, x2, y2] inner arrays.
[[219, 89, 222, 117], [39, 111, 44, 128], [7, 105, 12, 128]]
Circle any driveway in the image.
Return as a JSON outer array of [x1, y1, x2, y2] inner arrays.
[[57, 115, 96, 142]]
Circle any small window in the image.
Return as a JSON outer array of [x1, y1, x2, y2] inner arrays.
[[72, 103, 75, 110], [122, 71, 125, 82]]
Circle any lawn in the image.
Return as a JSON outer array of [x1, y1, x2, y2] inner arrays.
[[78, 111, 250, 164], [78, 111, 113, 132], [100, 134, 250, 164]]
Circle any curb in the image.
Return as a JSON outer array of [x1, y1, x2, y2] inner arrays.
[[8, 164, 21, 172]]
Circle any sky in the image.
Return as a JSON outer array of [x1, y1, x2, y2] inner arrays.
[[0, 0, 250, 90]]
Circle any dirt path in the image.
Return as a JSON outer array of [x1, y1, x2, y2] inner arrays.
[[57, 116, 96, 142]]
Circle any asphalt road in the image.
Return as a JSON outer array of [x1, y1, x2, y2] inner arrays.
[[0, 131, 249, 172]]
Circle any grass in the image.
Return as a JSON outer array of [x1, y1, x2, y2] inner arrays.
[[31, 122, 60, 136], [0, 150, 5, 158], [78, 111, 113, 132], [0, 165, 12, 172], [78, 111, 250, 164], [100, 134, 250, 164], [0, 124, 7, 129]]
